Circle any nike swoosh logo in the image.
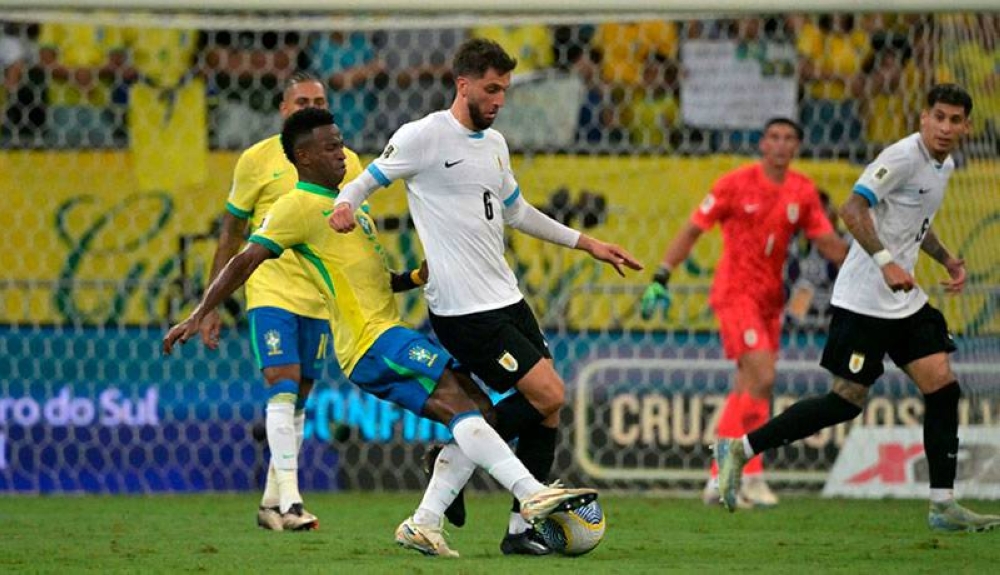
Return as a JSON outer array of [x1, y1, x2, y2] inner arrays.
[[273, 170, 287, 179], [322, 209, 334, 216], [918, 188, 930, 194], [744, 204, 759, 213], [444, 159, 464, 168]]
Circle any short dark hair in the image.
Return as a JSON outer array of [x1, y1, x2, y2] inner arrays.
[[284, 71, 322, 92], [452, 38, 517, 78], [764, 117, 803, 140], [281, 107, 335, 165], [927, 83, 973, 116]]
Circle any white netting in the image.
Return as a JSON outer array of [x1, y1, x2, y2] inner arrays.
[[1, 7, 998, 494]]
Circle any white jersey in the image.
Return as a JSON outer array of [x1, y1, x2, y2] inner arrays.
[[366, 111, 524, 316], [832, 133, 954, 318]]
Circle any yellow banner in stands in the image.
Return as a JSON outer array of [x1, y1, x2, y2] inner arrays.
[[1, 151, 997, 334]]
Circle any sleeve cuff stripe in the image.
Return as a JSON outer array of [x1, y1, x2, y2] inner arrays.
[[226, 202, 252, 219], [503, 187, 521, 207], [248, 235, 284, 255], [853, 185, 878, 207], [367, 164, 391, 187]]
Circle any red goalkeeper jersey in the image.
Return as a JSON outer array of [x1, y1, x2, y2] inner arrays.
[[690, 163, 833, 313]]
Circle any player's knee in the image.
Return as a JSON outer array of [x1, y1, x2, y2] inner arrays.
[[828, 391, 865, 417], [425, 374, 478, 423], [527, 383, 564, 417]]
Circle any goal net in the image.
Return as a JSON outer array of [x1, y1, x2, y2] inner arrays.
[[1, 3, 998, 496]]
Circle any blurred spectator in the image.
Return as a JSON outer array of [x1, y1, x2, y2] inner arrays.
[[375, 27, 466, 133], [472, 25, 553, 74], [591, 21, 679, 151], [566, 44, 625, 148], [936, 14, 1000, 158], [553, 24, 595, 69], [304, 30, 386, 149], [623, 53, 681, 152], [852, 30, 924, 152], [794, 14, 868, 158], [592, 20, 679, 87], [1, 21, 26, 107], [202, 30, 301, 148], [2, 21, 45, 146], [37, 20, 126, 147]]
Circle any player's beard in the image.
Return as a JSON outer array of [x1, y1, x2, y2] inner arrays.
[[467, 101, 495, 131]]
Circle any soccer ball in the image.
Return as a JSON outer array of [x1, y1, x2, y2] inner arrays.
[[537, 500, 605, 556]]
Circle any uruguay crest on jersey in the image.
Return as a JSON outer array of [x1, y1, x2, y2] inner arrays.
[[787, 202, 799, 224]]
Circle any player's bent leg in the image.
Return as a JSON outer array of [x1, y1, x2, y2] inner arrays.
[[423, 443, 468, 528], [425, 375, 597, 526], [424, 371, 498, 529]]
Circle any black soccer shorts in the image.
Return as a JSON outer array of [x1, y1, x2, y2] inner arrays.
[[429, 299, 551, 393], [820, 303, 957, 386]]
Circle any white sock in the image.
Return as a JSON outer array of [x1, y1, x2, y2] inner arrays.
[[508, 512, 530, 535], [261, 461, 279, 507], [261, 410, 304, 508], [295, 411, 305, 452], [450, 415, 544, 501], [415, 443, 476, 525], [267, 401, 301, 513], [742, 435, 755, 457], [930, 488, 954, 504]]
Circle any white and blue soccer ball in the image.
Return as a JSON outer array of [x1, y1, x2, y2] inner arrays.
[[537, 500, 606, 556]]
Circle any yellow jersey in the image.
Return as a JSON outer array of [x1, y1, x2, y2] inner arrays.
[[226, 134, 363, 318], [248, 182, 402, 375]]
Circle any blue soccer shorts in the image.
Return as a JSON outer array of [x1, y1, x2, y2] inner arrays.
[[349, 326, 452, 416], [248, 306, 330, 380]]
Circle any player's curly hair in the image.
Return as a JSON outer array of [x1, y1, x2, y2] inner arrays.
[[280, 107, 335, 165], [452, 38, 517, 78], [927, 83, 973, 116]]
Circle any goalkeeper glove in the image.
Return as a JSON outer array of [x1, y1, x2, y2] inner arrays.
[[640, 266, 673, 320]]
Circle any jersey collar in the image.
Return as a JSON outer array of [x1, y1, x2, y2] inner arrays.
[[295, 181, 339, 198], [446, 110, 486, 139]]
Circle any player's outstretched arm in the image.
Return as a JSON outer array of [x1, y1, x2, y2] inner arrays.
[[200, 211, 250, 349], [575, 235, 643, 277], [839, 193, 915, 292], [920, 228, 966, 294], [163, 244, 274, 355]]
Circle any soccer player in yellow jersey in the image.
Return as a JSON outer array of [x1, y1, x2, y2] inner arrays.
[[198, 72, 363, 531], [165, 108, 600, 557]]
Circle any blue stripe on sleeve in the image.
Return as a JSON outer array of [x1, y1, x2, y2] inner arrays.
[[503, 187, 521, 207], [852, 185, 878, 207], [367, 164, 391, 187]]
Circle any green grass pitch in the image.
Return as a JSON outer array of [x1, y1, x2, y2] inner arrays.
[[3, 492, 998, 573]]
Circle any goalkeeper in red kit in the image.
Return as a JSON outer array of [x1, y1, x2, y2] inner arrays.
[[640, 118, 848, 508]]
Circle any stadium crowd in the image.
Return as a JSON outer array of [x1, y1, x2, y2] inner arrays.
[[1, 14, 997, 158]]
